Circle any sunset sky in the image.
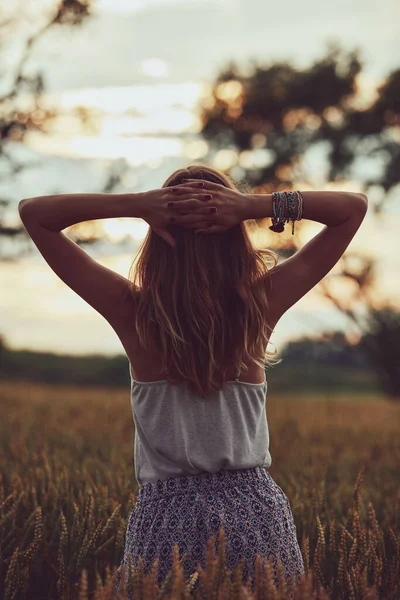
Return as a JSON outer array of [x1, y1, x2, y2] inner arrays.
[[1, 0, 399, 358]]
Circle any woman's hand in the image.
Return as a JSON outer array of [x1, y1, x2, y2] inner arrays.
[[167, 179, 249, 235], [140, 182, 214, 248], [141, 178, 249, 247]]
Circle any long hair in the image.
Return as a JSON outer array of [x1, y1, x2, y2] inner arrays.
[[128, 163, 281, 398]]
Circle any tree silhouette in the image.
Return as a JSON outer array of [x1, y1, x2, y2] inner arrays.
[[0, 0, 129, 259], [356, 307, 400, 402], [198, 43, 400, 399]]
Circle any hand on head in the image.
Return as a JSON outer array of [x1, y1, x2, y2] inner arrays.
[[141, 178, 248, 248]]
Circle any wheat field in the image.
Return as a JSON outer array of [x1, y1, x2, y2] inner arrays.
[[0, 380, 399, 599]]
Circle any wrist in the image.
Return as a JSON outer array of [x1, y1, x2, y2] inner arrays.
[[127, 192, 148, 220], [245, 193, 273, 220]]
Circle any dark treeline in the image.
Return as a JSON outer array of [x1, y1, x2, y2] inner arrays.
[[0, 334, 380, 395]]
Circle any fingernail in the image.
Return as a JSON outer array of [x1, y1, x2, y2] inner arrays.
[[167, 202, 174, 207], [209, 207, 217, 213], [205, 194, 212, 199]]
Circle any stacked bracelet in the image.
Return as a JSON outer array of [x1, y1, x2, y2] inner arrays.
[[269, 190, 304, 235]]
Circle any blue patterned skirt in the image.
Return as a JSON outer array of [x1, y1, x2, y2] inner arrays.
[[115, 467, 304, 597]]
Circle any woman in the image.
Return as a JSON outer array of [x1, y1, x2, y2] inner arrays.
[[18, 164, 368, 596]]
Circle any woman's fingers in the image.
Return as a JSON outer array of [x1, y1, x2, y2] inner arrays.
[[169, 185, 209, 195], [167, 195, 212, 213], [167, 198, 217, 216]]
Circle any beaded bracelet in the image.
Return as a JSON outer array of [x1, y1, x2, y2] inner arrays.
[[269, 190, 304, 235]]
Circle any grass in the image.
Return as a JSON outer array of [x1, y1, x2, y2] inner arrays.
[[0, 380, 399, 599]]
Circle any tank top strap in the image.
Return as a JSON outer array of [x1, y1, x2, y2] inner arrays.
[[234, 363, 241, 382]]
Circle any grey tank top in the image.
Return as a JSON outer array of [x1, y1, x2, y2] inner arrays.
[[129, 363, 272, 486]]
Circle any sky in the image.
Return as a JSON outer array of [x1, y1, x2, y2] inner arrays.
[[1, 0, 399, 358]]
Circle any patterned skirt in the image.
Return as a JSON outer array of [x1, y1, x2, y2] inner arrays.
[[115, 466, 304, 597]]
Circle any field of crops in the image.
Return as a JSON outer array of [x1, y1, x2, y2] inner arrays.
[[1, 380, 399, 599]]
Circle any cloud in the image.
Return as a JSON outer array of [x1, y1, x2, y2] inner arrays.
[[28, 0, 398, 92]]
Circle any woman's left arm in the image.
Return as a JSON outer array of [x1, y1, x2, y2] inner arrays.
[[17, 193, 149, 329], [17, 185, 209, 328]]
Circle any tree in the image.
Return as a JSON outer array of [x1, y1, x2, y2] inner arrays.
[[197, 43, 400, 399], [0, 0, 128, 259], [356, 307, 400, 401]]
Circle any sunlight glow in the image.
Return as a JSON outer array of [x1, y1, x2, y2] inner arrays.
[[239, 149, 273, 170], [44, 84, 203, 113], [25, 83, 209, 163], [25, 132, 183, 166], [100, 110, 195, 136], [213, 149, 238, 171], [215, 80, 244, 102], [183, 139, 209, 160], [140, 58, 169, 78], [103, 218, 149, 241]]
